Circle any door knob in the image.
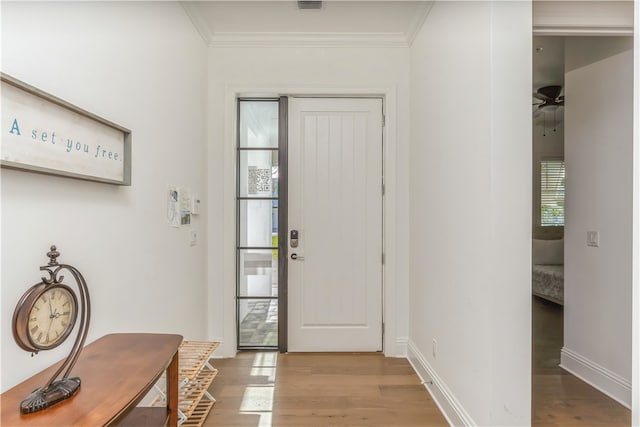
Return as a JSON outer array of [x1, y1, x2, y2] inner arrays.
[[290, 253, 305, 261]]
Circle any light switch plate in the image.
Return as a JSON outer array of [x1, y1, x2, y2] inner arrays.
[[587, 230, 600, 247], [189, 230, 197, 246], [191, 194, 201, 215]]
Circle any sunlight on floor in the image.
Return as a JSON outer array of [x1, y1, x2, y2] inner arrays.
[[239, 352, 278, 427]]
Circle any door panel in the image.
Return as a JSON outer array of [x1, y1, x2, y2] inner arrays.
[[288, 98, 383, 352]]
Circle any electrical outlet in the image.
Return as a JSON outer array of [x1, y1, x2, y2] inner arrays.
[[432, 339, 437, 359]]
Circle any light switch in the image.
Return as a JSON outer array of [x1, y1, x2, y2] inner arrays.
[[192, 194, 201, 215], [190, 230, 197, 246], [587, 230, 599, 247]]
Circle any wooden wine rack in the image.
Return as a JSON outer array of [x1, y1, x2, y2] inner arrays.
[[151, 340, 220, 426]]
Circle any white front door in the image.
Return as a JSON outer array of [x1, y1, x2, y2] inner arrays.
[[288, 97, 383, 352]]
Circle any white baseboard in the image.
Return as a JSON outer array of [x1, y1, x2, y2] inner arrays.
[[394, 337, 408, 357], [560, 346, 631, 409], [208, 338, 233, 358], [407, 341, 475, 427]]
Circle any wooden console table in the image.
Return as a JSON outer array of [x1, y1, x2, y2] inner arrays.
[[1, 333, 183, 426]]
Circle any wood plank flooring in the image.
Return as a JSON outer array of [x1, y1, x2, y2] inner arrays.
[[205, 352, 448, 426], [203, 297, 631, 426], [532, 296, 631, 426]]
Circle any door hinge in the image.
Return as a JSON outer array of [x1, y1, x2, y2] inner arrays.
[[381, 181, 385, 196], [382, 115, 386, 127], [382, 253, 385, 265]]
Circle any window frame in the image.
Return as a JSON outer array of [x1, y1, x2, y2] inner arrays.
[[235, 98, 282, 350]]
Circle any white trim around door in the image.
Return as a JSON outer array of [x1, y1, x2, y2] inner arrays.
[[209, 85, 404, 358]]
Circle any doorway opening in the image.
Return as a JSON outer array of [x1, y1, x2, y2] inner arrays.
[[235, 96, 385, 353], [531, 35, 633, 425]]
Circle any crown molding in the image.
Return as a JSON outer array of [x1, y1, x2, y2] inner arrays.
[[181, 2, 213, 44], [209, 32, 409, 48], [182, 1, 425, 48], [405, 1, 434, 47]]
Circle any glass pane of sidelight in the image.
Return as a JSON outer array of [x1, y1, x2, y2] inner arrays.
[[237, 99, 281, 350], [239, 298, 278, 347], [239, 150, 279, 198], [239, 200, 278, 247], [238, 249, 278, 297], [239, 101, 279, 148]]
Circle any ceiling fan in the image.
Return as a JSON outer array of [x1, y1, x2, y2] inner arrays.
[[533, 85, 564, 114], [533, 85, 564, 136]]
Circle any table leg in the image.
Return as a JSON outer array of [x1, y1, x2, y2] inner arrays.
[[167, 350, 179, 427]]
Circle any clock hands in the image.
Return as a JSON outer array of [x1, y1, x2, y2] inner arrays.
[[45, 294, 65, 345], [42, 296, 55, 344]]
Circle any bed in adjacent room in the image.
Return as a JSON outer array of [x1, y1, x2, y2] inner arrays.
[[532, 238, 564, 305]]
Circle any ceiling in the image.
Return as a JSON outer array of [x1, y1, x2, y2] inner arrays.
[[180, 1, 433, 47], [181, 1, 566, 117], [533, 36, 565, 122], [533, 36, 564, 92]]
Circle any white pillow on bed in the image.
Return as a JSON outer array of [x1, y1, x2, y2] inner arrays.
[[532, 238, 564, 265]]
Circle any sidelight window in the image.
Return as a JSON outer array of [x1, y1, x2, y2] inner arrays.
[[236, 100, 280, 349]]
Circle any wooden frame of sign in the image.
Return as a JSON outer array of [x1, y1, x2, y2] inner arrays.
[[1, 73, 131, 185]]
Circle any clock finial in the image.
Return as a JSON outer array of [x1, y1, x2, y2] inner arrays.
[[47, 245, 60, 266]]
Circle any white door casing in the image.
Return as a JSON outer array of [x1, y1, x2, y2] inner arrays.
[[288, 97, 383, 352]]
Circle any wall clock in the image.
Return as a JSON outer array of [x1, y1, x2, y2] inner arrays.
[[11, 245, 91, 414]]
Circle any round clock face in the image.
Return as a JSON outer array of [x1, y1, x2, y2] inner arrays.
[[13, 283, 79, 352], [27, 286, 77, 349]]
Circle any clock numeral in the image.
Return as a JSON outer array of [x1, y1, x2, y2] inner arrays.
[[61, 321, 68, 328], [29, 317, 37, 322], [62, 311, 70, 316], [37, 332, 43, 342], [63, 301, 70, 307], [30, 325, 39, 334], [46, 333, 51, 344]]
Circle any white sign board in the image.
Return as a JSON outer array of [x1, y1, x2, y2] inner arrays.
[[1, 73, 131, 185]]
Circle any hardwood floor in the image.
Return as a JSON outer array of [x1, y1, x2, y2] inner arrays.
[[203, 298, 630, 426], [205, 352, 448, 426], [532, 296, 631, 426]]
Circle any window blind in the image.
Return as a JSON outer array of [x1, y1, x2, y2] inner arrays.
[[540, 160, 565, 226]]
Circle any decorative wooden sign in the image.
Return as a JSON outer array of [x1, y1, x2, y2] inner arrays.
[[1, 73, 131, 185]]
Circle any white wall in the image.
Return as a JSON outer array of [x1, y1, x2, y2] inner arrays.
[[206, 45, 411, 357], [1, 2, 208, 391], [534, 115, 565, 157], [408, 2, 532, 425], [563, 36, 634, 406]]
